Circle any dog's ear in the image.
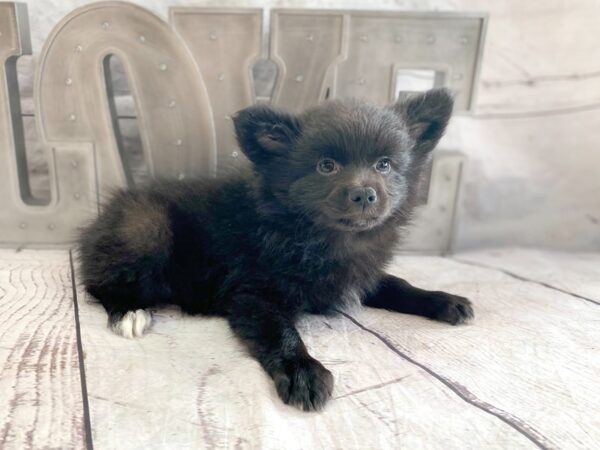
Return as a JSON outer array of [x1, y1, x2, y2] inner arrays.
[[233, 105, 301, 166], [391, 88, 454, 154]]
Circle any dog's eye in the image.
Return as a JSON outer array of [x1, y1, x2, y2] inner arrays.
[[375, 158, 391, 174], [317, 158, 339, 175]]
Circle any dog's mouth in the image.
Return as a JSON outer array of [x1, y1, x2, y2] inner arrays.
[[332, 216, 383, 232], [320, 203, 391, 233]]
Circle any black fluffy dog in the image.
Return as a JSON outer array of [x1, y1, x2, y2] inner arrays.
[[78, 88, 473, 411]]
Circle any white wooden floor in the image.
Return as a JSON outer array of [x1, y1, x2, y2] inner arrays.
[[1, 248, 599, 450]]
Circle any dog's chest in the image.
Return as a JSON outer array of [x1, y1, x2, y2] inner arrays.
[[294, 248, 383, 312], [253, 227, 390, 311]]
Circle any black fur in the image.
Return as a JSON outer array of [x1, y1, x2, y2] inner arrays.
[[78, 88, 473, 411]]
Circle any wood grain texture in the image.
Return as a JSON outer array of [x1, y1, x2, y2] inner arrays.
[[455, 247, 600, 304], [5, 248, 598, 449], [0, 250, 86, 450], [75, 279, 535, 450], [359, 253, 600, 449]]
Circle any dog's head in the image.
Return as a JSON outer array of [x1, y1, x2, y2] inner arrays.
[[233, 88, 453, 232]]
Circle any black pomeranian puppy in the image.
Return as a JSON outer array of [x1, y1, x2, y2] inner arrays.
[[78, 88, 473, 411]]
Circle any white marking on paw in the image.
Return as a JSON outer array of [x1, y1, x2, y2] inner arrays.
[[111, 309, 152, 338]]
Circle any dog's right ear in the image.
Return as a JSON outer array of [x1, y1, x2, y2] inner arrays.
[[233, 105, 301, 166], [391, 88, 454, 154]]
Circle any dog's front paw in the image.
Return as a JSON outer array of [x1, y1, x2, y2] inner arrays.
[[273, 357, 334, 412], [429, 292, 474, 325]]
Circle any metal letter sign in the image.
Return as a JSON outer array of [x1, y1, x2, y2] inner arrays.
[[0, 2, 96, 246], [37, 2, 217, 188], [0, 2, 486, 252], [171, 8, 262, 173], [1, 1, 217, 246], [270, 9, 486, 111]]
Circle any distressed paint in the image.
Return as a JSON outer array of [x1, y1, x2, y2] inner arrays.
[[0, 250, 86, 449]]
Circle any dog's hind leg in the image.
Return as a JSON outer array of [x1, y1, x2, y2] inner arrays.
[[79, 193, 174, 338], [85, 268, 171, 338], [109, 309, 153, 338]]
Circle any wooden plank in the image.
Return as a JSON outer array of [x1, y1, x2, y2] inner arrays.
[[455, 248, 600, 304], [353, 254, 600, 450], [0, 250, 86, 449], [75, 279, 535, 449]]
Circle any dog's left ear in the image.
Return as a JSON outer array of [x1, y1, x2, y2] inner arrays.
[[391, 88, 454, 154], [233, 105, 301, 166]]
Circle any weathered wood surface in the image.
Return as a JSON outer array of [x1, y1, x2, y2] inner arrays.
[[73, 248, 600, 450], [368, 254, 600, 449], [456, 247, 600, 304], [2, 248, 599, 449], [0, 250, 86, 450], [75, 289, 534, 450]]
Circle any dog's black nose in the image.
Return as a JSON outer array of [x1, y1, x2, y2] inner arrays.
[[348, 187, 378, 207]]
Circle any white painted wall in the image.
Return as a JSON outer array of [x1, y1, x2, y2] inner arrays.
[[15, 0, 600, 251]]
